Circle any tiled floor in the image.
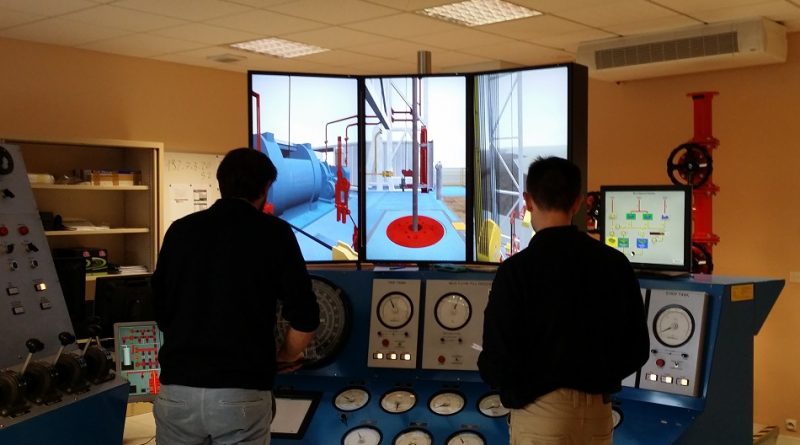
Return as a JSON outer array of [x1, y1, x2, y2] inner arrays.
[[123, 412, 157, 445]]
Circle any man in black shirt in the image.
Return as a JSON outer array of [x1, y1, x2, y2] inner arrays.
[[478, 156, 649, 445], [153, 148, 320, 445]]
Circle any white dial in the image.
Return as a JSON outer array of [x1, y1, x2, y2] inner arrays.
[[377, 292, 413, 329], [478, 393, 509, 417], [654, 305, 694, 347], [380, 389, 416, 413], [447, 431, 485, 445], [342, 426, 381, 445], [434, 293, 472, 330], [334, 387, 370, 412], [393, 428, 432, 445], [428, 391, 465, 416]]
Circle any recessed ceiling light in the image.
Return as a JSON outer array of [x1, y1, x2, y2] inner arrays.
[[230, 38, 328, 58], [419, 0, 541, 27]]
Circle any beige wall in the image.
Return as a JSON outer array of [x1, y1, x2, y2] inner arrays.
[[2, 32, 799, 431]]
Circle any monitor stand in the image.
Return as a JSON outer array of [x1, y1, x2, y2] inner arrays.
[[635, 269, 691, 279]]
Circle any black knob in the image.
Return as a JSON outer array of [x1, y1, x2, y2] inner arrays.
[[2, 189, 14, 199], [25, 243, 38, 253], [25, 338, 44, 354], [58, 332, 76, 346], [6, 243, 14, 254], [86, 324, 102, 338]]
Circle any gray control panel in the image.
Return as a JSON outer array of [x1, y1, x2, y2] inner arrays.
[[421, 279, 490, 371], [367, 279, 421, 369], [639, 288, 708, 396]]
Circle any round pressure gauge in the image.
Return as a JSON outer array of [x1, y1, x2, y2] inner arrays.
[[393, 428, 432, 445], [380, 389, 416, 414], [342, 426, 382, 445], [477, 393, 510, 418], [334, 387, 370, 412], [653, 304, 695, 347], [446, 431, 485, 445], [377, 292, 413, 329], [434, 293, 472, 330], [612, 407, 623, 429], [428, 391, 465, 416], [275, 276, 351, 369]]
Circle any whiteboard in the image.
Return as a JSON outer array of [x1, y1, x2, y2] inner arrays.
[[164, 152, 222, 229]]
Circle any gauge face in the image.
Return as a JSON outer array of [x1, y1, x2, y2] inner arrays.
[[334, 387, 370, 412], [380, 389, 416, 413], [478, 393, 509, 418], [434, 293, 472, 330], [612, 407, 623, 429], [393, 428, 432, 445], [342, 426, 381, 445], [377, 292, 413, 329], [275, 276, 351, 368], [447, 431, 485, 445], [428, 391, 465, 416], [653, 304, 695, 347]]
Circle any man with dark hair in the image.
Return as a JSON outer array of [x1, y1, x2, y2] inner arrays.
[[153, 147, 319, 445], [478, 156, 649, 445]]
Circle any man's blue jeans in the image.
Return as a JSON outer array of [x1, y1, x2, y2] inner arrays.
[[154, 384, 273, 445]]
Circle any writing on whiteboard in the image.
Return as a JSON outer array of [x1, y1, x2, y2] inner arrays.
[[167, 158, 217, 180]]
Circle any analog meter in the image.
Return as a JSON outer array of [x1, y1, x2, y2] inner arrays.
[[477, 393, 509, 418], [393, 428, 432, 445], [342, 426, 381, 445], [275, 276, 351, 368], [653, 304, 695, 347], [434, 293, 472, 330], [446, 431, 485, 445], [380, 389, 416, 414], [377, 292, 413, 329], [334, 387, 370, 412], [428, 391, 465, 416]]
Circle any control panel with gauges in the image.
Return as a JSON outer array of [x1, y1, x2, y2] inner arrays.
[[270, 270, 783, 445]]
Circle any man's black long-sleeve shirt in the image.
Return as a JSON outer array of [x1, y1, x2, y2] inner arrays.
[[153, 198, 320, 391], [478, 225, 649, 409]]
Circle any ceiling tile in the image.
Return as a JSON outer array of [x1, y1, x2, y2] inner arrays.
[[245, 54, 336, 73], [78, 33, 207, 58], [0, 7, 43, 29], [282, 27, 390, 49], [553, 1, 677, 28], [532, 28, 617, 52], [479, 15, 591, 41], [690, 1, 800, 23], [650, 0, 772, 12], [300, 49, 393, 67], [360, 0, 455, 12], [354, 57, 418, 74], [509, 0, 611, 15], [0, 0, 95, 16], [461, 40, 572, 66], [0, 17, 130, 46], [603, 14, 700, 35], [153, 23, 262, 45], [209, 9, 327, 35], [428, 50, 494, 70], [347, 39, 440, 62], [220, 0, 297, 7], [155, 51, 248, 72], [344, 12, 464, 38], [62, 5, 187, 32], [266, 0, 398, 25], [405, 28, 516, 50], [113, 0, 251, 21]]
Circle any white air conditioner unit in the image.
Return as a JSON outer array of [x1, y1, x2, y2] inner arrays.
[[576, 18, 787, 81]]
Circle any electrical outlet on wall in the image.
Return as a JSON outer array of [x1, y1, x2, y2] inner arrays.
[[786, 418, 797, 432]]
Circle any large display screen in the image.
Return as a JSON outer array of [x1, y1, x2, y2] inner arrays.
[[473, 65, 579, 263], [600, 185, 692, 273], [363, 75, 467, 263], [250, 74, 359, 263]]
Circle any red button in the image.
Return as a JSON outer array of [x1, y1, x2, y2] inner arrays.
[[381, 339, 389, 347], [656, 359, 665, 368], [438, 355, 446, 364], [0, 226, 7, 236], [18, 226, 28, 235]]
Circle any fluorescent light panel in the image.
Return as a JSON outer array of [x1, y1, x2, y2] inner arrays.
[[420, 0, 541, 27], [230, 38, 328, 58]]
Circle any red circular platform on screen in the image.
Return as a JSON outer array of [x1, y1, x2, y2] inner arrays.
[[386, 215, 445, 248]]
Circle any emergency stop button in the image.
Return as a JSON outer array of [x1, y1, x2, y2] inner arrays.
[[656, 358, 665, 368]]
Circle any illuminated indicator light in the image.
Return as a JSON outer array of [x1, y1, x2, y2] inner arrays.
[[618, 238, 629, 248], [0, 226, 7, 236], [661, 376, 673, 384], [373, 352, 384, 359], [636, 238, 648, 249], [643, 213, 653, 221], [678, 378, 689, 386], [388, 353, 398, 360], [626, 213, 636, 220], [646, 373, 658, 382], [402, 353, 411, 361], [34, 282, 47, 292], [656, 359, 665, 368], [18, 226, 29, 235], [438, 355, 446, 364]]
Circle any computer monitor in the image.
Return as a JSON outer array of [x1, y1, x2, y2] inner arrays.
[[599, 185, 692, 274], [113, 321, 163, 402], [93, 274, 154, 339], [53, 256, 87, 337]]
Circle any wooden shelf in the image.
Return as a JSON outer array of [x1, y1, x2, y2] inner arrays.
[[45, 228, 150, 236], [31, 184, 149, 191]]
